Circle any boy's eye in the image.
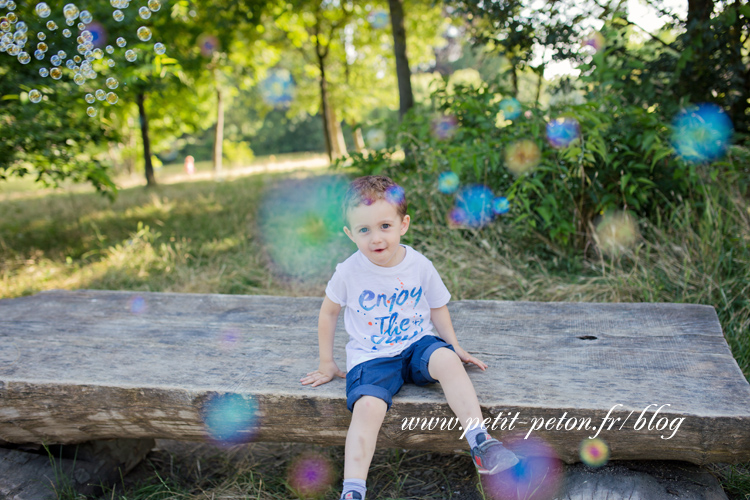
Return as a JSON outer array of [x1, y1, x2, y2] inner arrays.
[[381, 224, 391, 229], [359, 228, 368, 233]]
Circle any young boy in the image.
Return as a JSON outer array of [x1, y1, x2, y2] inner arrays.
[[300, 175, 518, 500]]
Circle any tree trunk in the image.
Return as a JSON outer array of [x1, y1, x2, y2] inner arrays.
[[213, 87, 224, 176], [352, 123, 365, 153], [388, 0, 414, 121], [511, 63, 519, 98], [136, 92, 156, 187], [329, 106, 348, 158], [318, 51, 333, 162]]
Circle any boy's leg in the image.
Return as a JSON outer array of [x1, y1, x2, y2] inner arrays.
[[427, 347, 483, 428], [344, 395, 388, 480]]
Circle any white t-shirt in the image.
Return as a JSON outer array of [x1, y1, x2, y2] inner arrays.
[[325, 244, 451, 371]]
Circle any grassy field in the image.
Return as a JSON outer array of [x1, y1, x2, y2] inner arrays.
[[1, 160, 749, 499]]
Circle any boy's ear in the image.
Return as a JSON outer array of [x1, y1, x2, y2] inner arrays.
[[343, 226, 354, 242], [400, 214, 410, 235]]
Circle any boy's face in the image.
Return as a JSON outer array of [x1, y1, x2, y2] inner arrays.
[[343, 199, 410, 267]]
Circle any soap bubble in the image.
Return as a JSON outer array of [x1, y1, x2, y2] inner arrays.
[[671, 103, 732, 163], [201, 393, 260, 445], [385, 184, 405, 206], [7, 43, 19, 56], [86, 106, 96, 117], [594, 210, 639, 256], [547, 117, 581, 148], [38, 67, 48, 77], [37, 31, 45, 41], [113, 10, 124, 21], [50, 54, 60, 65], [84, 93, 94, 103], [137, 26, 151, 41], [197, 33, 219, 57], [138, 6, 151, 19], [125, 48, 136, 61], [367, 9, 389, 29], [17, 51, 30, 64], [34, 49, 44, 59], [77, 22, 84, 30], [62, 28, 71, 37], [492, 196, 510, 215], [15, 21, 26, 33], [0, 19, 10, 31], [107, 58, 115, 67], [73, 55, 81, 63], [438, 171, 459, 194], [46, 20, 56, 30], [505, 139, 541, 175], [57, 50, 66, 59], [365, 128, 386, 150], [65, 59, 76, 69], [35, 2, 51, 18], [79, 10, 91, 23], [580, 438, 610, 467], [499, 97, 522, 120], [116, 36, 126, 47], [148, 0, 161, 11], [153, 41, 165, 54], [28, 89, 42, 103], [106, 91, 118, 104], [92, 48, 103, 59], [432, 114, 458, 140], [63, 3, 79, 21], [6, 0, 15, 10], [73, 73, 85, 85], [481, 435, 563, 500], [260, 68, 295, 107], [105, 44, 114, 54], [37, 42, 48, 52], [106, 76, 118, 89], [287, 452, 336, 498], [453, 185, 495, 228], [583, 31, 605, 52]]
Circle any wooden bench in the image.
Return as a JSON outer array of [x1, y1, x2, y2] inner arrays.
[[1, 289, 749, 466]]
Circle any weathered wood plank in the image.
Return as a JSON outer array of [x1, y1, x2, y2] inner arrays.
[[1, 289, 749, 464]]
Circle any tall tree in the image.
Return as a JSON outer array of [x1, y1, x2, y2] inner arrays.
[[388, 0, 414, 120]]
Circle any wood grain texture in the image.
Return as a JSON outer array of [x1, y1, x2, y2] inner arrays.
[[1, 289, 749, 464]]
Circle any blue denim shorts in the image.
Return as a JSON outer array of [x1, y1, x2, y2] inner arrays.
[[345, 335, 455, 412]]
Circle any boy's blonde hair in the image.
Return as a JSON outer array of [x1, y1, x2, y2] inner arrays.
[[342, 175, 408, 227]]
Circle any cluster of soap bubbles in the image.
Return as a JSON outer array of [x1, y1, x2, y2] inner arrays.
[[2, 0, 167, 117], [201, 393, 260, 445], [286, 452, 336, 498], [438, 178, 511, 229], [546, 117, 581, 149], [579, 437, 610, 467], [260, 68, 295, 108], [499, 97, 522, 121]]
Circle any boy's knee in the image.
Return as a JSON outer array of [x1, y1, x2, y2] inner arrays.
[[353, 395, 388, 414], [428, 347, 463, 379]]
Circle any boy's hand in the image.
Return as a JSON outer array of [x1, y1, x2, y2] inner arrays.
[[301, 360, 346, 387], [454, 345, 488, 371]]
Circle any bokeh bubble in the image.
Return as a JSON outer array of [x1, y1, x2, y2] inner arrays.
[[594, 210, 639, 256], [6, 0, 15, 10], [671, 103, 732, 163], [63, 3, 79, 21], [431, 114, 458, 140], [92, 47, 103, 59], [153, 41, 165, 54], [583, 31, 605, 52], [6, 12, 15, 22], [77, 21, 85, 30], [84, 93, 94, 103], [62, 28, 71, 38], [286, 452, 336, 498], [95, 88, 106, 100], [46, 20, 56, 30], [258, 175, 351, 281], [87, 22, 107, 46], [128, 294, 146, 313], [35, 2, 51, 18], [73, 73, 85, 85], [197, 33, 219, 57], [492, 196, 510, 215], [57, 50, 66, 59], [365, 128, 386, 150], [116, 36, 126, 47], [105, 44, 114, 54], [138, 6, 151, 19], [148, 0, 161, 11], [367, 9, 389, 29], [260, 68, 295, 107], [385, 184, 405, 206], [505, 139, 541, 175], [86, 106, 96, 117], [37, 31, 45, 41], [38, 41, 48, 52], [201, 393, 259, 445], [580, 438, 610, 467], [50, 67, 62, 79], [125, 49, 136, 61], [437, 171, 459, 194], [28, 89, 42, 103], [106, 91, 118, 104], [481, 435, 564, 500], [547, 117, 581, 148], [79, 10, 91, 23], [499, 97, 522, 120], [453, 184, 495, 228], [17, 51, 30, 64], [33, 49, 44, 60], [106, 76, 118, 89], [113, 9, 124, 21], [15, 20, 26, 33], [107, 58, 115, 67], [39, 67, 48, 77], [136, 26, 151, 41]]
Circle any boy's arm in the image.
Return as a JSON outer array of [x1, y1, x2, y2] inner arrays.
[[301, 296, 346, 387], [430, 305, 488, 371]]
